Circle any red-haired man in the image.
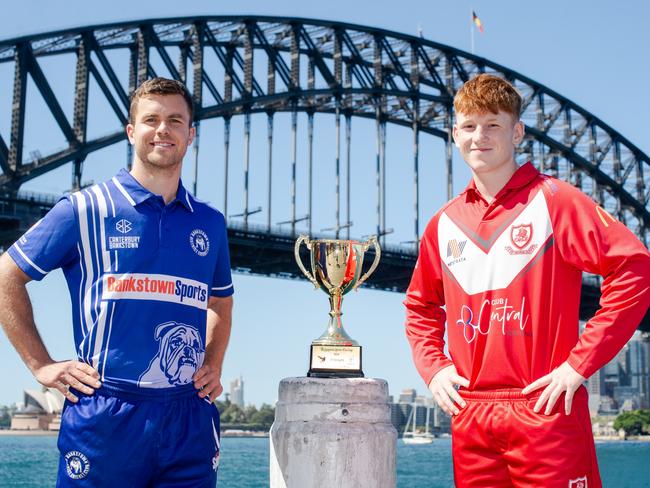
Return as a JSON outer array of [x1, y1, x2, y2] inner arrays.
[[405, 73, 650, 487]]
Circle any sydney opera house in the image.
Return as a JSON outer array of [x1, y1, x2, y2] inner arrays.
[[10, 388, 64, 431]]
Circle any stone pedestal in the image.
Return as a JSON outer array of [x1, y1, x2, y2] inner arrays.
[[270, 377, 397, 488]]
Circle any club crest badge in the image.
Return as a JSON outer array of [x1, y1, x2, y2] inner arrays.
[[568, 476, 587, 488], [510, 223, 533, 249], [190, 229, 210, 257], [65, 450, 90, 479]]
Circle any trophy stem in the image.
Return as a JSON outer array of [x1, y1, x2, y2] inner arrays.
[[312, 291, 358, 346], [328, 292, 343, 318]]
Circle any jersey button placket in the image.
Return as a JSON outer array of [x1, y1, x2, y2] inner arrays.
[[159, 207, 169, 250]]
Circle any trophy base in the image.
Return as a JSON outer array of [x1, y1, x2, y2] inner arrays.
[[307, 344, 364, 378]]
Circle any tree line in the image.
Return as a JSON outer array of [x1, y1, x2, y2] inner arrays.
[[215, 399, 275, 431], [613, 409, 650, 436]]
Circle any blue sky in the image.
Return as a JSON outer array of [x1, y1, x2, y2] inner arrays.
[[0, 0, 648, 407]]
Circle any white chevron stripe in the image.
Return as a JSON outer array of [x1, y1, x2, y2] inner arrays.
[[438, 190, 553, 295]]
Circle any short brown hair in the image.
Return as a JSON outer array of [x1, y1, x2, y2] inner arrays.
[[454, 74, 522, 119], [129, 77, 194, 125]]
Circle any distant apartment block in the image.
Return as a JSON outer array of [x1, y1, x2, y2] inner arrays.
[[230, 376, 245, 408], [390, 388, 451, 436], [586, 331, 650, 415]]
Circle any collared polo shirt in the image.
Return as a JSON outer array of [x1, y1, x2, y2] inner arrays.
[[9, 169, 234, 392]]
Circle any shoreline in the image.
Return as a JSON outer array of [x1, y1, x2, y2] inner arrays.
[[2, 430, 648, 441], [0, 429, 269, 438]]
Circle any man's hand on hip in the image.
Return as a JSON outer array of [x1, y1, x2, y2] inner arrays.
[[34, 360, 101, 403], [522, 361, 585, 415], [428, 365, 470, 416], [193, 364, 223, 402]]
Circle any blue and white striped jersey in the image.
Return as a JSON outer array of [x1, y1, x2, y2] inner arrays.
[[9, 169, 234, 392]]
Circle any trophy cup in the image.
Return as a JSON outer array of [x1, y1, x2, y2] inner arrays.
[[294, 235, 381, 378]]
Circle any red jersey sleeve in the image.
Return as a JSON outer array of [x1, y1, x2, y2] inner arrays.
[[404, 215, 453, 386], [549, 180, 650, 379]]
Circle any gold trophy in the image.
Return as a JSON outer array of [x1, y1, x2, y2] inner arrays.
[[294, 235, 381, 378]]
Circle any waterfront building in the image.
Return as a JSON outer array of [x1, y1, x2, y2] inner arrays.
[[390, 389, 451, 436], [628, 332, 650, 408], [398, 389, 416, 404], [230, 376, 245, 408], [10, 388, 63, 431]]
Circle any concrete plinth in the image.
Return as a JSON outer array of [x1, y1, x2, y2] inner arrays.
[[270, 377, 397, 488]]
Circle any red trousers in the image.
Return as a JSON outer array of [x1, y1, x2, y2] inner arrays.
[[452, 386, 601, 487]]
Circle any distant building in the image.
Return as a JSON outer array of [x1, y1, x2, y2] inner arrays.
[[11, 388, 64, 431], [398, 389, 416, 404], [230, 376, 244, 408], [390, 388, 450, 435], [628, 332, 650, 408], [586, 368, 604, 415]]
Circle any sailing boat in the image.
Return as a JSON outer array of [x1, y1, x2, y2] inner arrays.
[[402, 404, 434, 445]]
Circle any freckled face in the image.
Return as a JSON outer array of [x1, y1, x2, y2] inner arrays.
[[126, 94, 195, 171], [453, 110, 524, 177]]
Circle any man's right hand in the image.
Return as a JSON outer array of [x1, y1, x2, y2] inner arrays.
[[428, 365, 470, 416], [33, 360, 101, 403]]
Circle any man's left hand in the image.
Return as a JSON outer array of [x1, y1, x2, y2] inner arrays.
[[193, 364, 223, 402], [522, 361, 585, 415]]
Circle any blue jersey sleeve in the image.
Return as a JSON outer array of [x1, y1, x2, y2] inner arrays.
[[8, 196, 78, 281], [211, 213, 234, 297]]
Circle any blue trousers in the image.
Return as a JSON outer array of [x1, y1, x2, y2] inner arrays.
[[56, 384, 220, 487]]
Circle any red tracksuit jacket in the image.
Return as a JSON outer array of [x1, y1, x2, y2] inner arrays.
[[405, 162, 650, 389]]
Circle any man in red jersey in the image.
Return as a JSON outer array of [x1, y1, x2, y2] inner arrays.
[[404, 73, 650, 487]]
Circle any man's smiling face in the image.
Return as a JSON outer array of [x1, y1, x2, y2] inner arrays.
[[453, 110, 524, 177], [126, 94, 195, 171]]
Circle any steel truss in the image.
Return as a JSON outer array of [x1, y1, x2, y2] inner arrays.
[[0, 16, 649, 330], [0, 15, 648, 245]]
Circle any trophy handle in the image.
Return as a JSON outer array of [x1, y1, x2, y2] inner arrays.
[[355, 235, 381, 289], [295, 235, 320, 289]]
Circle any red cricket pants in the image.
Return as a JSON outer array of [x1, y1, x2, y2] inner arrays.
[[452, 386, 601, 487]]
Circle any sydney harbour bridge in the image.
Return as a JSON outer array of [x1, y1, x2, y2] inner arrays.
[[0, 16, 648, 330]]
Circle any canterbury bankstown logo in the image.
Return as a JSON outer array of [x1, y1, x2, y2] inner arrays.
[[65, 450, 90, 479], [115, 219, 132, 234], [190, 229, 210, 257], [447, 239, 467, 259]]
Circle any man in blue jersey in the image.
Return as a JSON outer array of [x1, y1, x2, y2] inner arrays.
[[0, 77, 234, 487]]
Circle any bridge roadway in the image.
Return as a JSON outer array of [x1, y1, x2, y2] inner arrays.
[[1, 192, 648, 332]]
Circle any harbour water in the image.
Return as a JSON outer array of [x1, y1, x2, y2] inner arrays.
[[0, 435, 649, 487]]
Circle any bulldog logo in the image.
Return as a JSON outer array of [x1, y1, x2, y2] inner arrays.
[[190, 228, 210, 257], [510, 223, 533, 249], [65, 450, 90, 479], [139, 322, 205, 387]]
